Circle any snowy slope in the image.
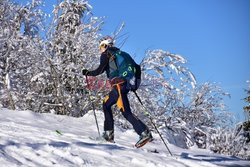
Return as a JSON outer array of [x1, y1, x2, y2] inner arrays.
[[0, 109, 249, 167]]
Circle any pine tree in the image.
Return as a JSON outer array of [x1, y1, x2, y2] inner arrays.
[[243, 80, 250, 139], [243, 80, 250, 121]]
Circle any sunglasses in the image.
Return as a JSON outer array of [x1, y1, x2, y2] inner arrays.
[[99, 43, 108, 51]]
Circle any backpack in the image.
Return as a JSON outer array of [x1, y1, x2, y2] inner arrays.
[[108, 49, 141, 90]]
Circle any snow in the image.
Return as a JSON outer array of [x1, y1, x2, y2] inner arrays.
[[0, 109, 249, 167]]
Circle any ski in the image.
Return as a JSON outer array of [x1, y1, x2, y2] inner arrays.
[[55, 130, 63, 135], [89, 136, 159, 153], [89, 136, 115, 144]]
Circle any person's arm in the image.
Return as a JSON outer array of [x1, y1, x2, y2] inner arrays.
[[86, 54, 108, 76]]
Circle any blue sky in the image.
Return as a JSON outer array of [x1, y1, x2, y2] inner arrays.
[[15, 0, 250, 121]]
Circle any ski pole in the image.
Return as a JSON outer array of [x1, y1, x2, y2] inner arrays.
[[85, 75, 101, 138], [133, 91, 173, 156]]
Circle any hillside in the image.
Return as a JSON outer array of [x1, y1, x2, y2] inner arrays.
[[0, 109, 249, 167]]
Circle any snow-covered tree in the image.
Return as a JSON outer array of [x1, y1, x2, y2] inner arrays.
[[36, 0, 103, 116], [0, 0, 45, 110], [243, 80, 250, 120], [209, 124, 250, 160], [183, 83, 232, 148], [134, 49, 196, 118], [207, 80, 250, 159], [123, 50, 231, 149], [243, 80, 250, 141], [184, 83, 230, 127], [1, 0, 244, 159], [118, 49, 198, 148]]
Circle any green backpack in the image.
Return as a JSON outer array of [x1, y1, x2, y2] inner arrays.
[[108, 49, 139, 81]]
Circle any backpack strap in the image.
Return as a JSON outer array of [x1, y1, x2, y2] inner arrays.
[[106, 49, 117, 60]]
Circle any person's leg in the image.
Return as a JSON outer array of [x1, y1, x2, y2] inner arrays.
[[116, 83, 147, 135], [103, 88, 118, 131]]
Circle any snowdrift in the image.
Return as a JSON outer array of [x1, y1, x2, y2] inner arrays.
[[0, 108, 249, 167]]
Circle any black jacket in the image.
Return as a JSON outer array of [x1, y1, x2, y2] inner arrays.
[[87, 47, 141, 90], [87, 47, 119, 78]]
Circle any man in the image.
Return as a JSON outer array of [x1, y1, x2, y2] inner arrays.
[[82, 36, 152, 148]]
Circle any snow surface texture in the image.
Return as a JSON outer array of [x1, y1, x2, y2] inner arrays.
[[0, 109, 249, 167]]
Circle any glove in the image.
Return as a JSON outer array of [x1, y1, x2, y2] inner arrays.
[[82, 69, 89, 75]]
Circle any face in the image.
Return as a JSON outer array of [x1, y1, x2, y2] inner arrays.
[[99, 44, 108, 53]]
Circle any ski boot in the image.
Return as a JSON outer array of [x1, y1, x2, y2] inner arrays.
[[135, 129, 153, 148], [102, 130, 114, 143]]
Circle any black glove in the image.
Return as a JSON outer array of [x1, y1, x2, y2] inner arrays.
[[82, 69, 89, 76]]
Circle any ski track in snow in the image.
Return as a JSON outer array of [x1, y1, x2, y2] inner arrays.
[[0, 109, 249, 167]]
